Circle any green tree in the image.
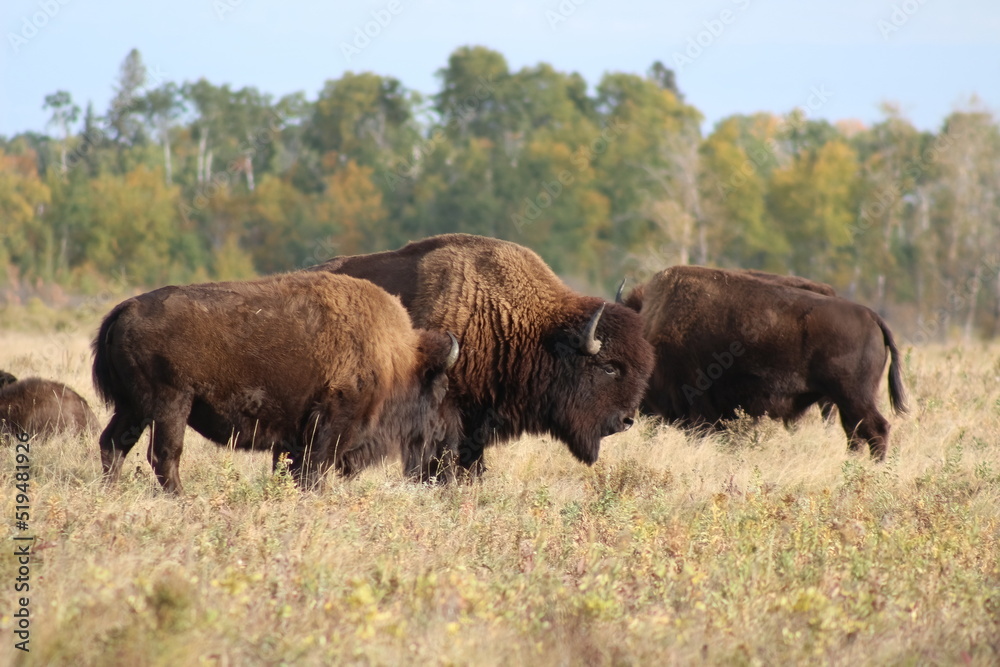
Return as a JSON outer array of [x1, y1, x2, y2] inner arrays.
[[43, 90, 80, 175], [306, 72, 418, 172], [766, 139, 860, 279], [0, 149, 52, 282], [593, 68, 703, 275], [82, 165, 185, 285], [140, 82, 185, 185], [700, 115, 787, 270], [107, 48, 148, 147]]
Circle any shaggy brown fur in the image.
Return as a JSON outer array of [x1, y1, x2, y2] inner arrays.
[[0, 373, 99, 440], [741, 269, 837, 297], [92, 272, 458, 493], [315, 233, 655, 478], [624, 266, 906, 460]]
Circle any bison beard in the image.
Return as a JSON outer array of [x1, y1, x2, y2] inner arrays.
[[624, 266, 906, 460], [92, 272, 459, 493], [0, 373, 99, 441], [313, 233, 655, 479]]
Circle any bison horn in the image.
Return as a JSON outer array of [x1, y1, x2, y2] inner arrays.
[[615, 279, 627, 304], [445, 332, 460, 369], [580, 304, 604, 356]]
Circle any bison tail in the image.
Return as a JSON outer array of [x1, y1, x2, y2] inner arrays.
[[876, 315, 908, 415], [92, 301, 129, 408]]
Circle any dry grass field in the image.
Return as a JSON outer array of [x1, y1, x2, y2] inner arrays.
[[1, 308, 999, 665]]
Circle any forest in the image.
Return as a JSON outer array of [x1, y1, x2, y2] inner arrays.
[[2, 46, 998, 341]]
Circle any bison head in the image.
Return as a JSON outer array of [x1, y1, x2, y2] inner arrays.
[[369, 330, 462, 481], [545, 301, 654, 464]]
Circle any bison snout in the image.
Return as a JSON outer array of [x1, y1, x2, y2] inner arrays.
[[601, 415, 634, 437]]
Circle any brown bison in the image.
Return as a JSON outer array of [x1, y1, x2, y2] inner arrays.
[[314, 233, 655, 478], [0, 372, 99, 440], [623, 266, 906, 459], [92, 272, 460, 493]]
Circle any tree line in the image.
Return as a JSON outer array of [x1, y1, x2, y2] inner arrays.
[[2, 46, 998, 340]]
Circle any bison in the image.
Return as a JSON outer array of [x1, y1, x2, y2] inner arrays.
[[0, 372, 99, 440], [623, 266, 906, 459], [313, 233, 655, 479], [92, 272, 460, 493]]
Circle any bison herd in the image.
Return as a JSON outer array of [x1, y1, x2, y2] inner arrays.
[[1, 233, 908, 493]]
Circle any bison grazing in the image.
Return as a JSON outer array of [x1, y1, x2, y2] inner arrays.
[[314, 233, 655, 478], [92, 272, 459, 493], [624, 266, 906, 459], [0, 372, 99, 440]]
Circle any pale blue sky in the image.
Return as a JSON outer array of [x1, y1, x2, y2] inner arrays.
[[2, 0, 998, 137]]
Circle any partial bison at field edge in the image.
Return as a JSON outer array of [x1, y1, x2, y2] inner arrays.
[[92, 272, 459, 493], [624, 266, 906, 459], [0, 372, 99, 440], [314, 233, 655, 479]]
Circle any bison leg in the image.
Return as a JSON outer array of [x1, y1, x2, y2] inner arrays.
[[837, 401, 890, 461], [146, 396, 192, 493], [99, 411, 149, 483]]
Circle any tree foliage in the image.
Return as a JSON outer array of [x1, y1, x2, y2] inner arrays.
[[2, 48, 998, 339]]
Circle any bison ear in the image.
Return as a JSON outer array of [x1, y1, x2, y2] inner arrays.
[[576, 304, 604, 356], [615, 279, 626, 304]]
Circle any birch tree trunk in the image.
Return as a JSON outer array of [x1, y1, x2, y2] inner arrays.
[[197, 130, 208, 184], [163, 133, 173, 185]]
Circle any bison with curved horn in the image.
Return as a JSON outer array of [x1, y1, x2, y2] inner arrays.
[[622, 266, 906, 460], [92, 272, 459, 493], [1, 372, 99, 441], [313, 233, 655, 480]]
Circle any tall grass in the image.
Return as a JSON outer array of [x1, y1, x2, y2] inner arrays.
[[1, 329, 998, 665]]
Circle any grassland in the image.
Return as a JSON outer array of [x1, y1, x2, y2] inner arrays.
[[1, 320, 998, 665]]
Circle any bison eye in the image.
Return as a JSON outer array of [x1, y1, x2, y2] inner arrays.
[[602, 364, 619, 377]]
